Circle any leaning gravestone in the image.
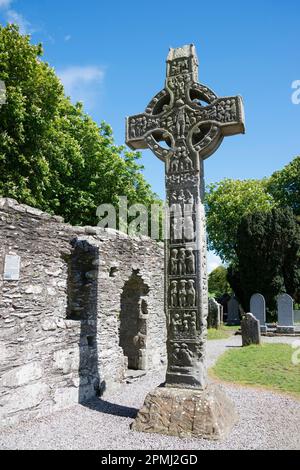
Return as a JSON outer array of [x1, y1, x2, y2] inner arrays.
[[208, 298, 221, 329], [126, 44, 245, 439], [277, 294, 294, 334], [241, 313, 261, 346], [250, 293, 267, 333], [227, 295, 240, 325]]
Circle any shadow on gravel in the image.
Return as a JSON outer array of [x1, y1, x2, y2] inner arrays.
[[82, 398, 138, 418]]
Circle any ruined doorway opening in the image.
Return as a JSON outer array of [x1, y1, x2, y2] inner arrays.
[[119, 271, 149, 371]]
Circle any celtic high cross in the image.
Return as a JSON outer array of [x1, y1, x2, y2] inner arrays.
[[126, 44, 245, 390]]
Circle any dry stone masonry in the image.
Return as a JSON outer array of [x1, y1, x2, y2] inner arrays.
[[126, 44, 245, 439], [0, 198, 166, 427]]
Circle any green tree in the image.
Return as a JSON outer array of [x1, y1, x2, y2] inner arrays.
[[0, 24, 160, 226], [228, 207, 300, 318], [268, 155, 300, 218], [208, 265, 230, 298], [205, 178, 275, 263]]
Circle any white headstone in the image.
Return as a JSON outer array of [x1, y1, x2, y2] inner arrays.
[[3, 255, 21, 281], [250, 293, 267, 332], [277, 294, 294, 333]]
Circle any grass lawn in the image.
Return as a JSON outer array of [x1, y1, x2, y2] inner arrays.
[[211, 343, 300, 397], [207, 325, 239, 340]]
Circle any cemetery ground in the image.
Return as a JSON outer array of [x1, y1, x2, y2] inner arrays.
[[212, 343, 300, 398], [1, 334, 299, 451], [207, 325, 239, 340]]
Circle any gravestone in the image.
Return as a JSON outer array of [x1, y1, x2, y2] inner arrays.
[[208, 298, 221, 329], [126, 44, 245, 439], [250, 293, 267, 333], [277, 294, 294, 334], [294, 310, 300, 323], [241, 313, 261, 346], [219, 303, 224, 324], [227, 294, 240, 325]]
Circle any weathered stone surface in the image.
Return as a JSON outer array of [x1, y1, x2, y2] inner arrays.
[[0, 198, 166, 427], [277, 294, 294, 333], [1, 383, 49, 415], [208, 298, 221, 329], [0, 362, 43, 388], [241, 313, 261, 346], [250, 293, 267, 332], [127, 44, 244, 439], [132, 385, 238, 440]]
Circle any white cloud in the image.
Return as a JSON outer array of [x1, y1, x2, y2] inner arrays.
[[0, 0, 12, 8], [58, 66, 105, 109], [64, 35, 71, 42], [207, 251, 223, 274], [6, 9, 30, 34], [0, 1, 31, 35]]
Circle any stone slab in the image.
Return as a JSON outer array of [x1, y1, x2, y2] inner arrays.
[[241, 313, 261, 346], [131, 384, 238, 440]]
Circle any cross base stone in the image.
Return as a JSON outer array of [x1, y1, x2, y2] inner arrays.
[[131, 384, 237, 440]]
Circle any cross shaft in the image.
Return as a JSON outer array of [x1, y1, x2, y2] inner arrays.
[[126, 44, 245, 389]]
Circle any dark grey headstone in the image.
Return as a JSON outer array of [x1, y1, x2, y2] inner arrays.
[[250, 293, 267, 332], [227, 295, 240, 325], [241, 313, 261, 346], [277, 294, 294, 333]]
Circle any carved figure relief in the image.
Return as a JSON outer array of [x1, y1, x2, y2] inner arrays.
[[178, 280, 187, 307], [170, 281, 178, 308], [170, 279, 195, 310], [170, 249, 178, 275], [170, 58, 189, 76], [169, 189, 195, 212], [171, 217, 182, 241], [169, 247, 196, 276], [186, 280, 196, 307], [176, 107, 186, 138], [170, 310, 198, 336], [171, 342, 194, 367], [178, 248, 186, 276], [169, 146, 194, 175], [184, 215, 195, 241], [171, 313, 181, 334], [185, 248, 195, 274]]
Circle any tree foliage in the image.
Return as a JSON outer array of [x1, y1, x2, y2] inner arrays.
[[205, 178, 275, 263], [268, 155, 300, 218], [0, 25, 160, 226], [227, 208, 300, 317], [208, 265, 230, 298]]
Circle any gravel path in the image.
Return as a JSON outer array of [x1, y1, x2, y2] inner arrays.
[[1, 335, 299, 450]]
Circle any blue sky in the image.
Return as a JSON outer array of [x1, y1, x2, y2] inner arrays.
[[1, 0, 300, 271]]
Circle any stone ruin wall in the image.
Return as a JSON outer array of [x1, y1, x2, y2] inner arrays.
[[0, 198, 166, 427]]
